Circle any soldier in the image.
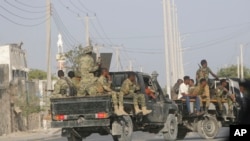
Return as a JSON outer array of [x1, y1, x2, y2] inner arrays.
[[171, 79, 183, 100], [196, 59, 218, 112], [98, 68, 128, 116], [51, 70, 69, 98], [78, 46, 101, 96], [192, 78, 209, 114], [120, 72, 152, 115], [215, 79, 228, 115], [67, 71, 78, 96]]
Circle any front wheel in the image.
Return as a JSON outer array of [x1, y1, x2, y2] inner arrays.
[[197, 116, 219, 139], [112, 116, 133, 141], [162, 114, 178, 141]]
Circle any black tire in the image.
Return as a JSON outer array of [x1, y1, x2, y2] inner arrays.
[[67, 133, 82, 141], [177, 127, 188, 140], [112, 116, 133, 141], [163, 114, 178, 141], [197, 116, 219, 139]]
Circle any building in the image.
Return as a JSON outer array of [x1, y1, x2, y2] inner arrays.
[[0, 43, 28, 82]]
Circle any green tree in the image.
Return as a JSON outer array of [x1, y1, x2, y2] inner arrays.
[[65, 45, 85, 76], [217, 65, 250, 78], [28, 69, 47, 80]]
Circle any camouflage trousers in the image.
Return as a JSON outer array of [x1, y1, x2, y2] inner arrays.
[[216, 96, 223, 111], [119, 92, 146, 107], [227, 98, 234, 115], [77, 75, 97, 96]]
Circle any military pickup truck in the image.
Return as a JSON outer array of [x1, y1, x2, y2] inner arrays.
[[50, 71, 178, 141], [174, 78, 241, 140]]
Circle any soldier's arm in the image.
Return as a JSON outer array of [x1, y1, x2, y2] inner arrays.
[[208, 67, 218, 79]]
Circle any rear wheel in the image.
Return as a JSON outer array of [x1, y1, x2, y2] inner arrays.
[[67, 133, 82, 141], [162, 114, 178, 141], [197, 116, 219, 139], [112, 116, 133, 141]]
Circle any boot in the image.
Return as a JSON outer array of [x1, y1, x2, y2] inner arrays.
[[141, 106, 152, 115], [134, 105, 142, 115], [119, 106, 129, 115], [114, 105, 122, 116]]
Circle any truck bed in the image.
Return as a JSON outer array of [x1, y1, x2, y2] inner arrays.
[[51, 95, 112, 120]]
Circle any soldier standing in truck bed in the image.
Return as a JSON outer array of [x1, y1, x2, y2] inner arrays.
[[196, 59, 219, 113], [78, 46, 101, 96], [98, 68, 128, 116], [52, 70, 69, 98], [120, 72, 152, 115]]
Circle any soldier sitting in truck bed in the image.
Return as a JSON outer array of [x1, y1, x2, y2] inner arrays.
[[98, 68, 128, 116], [120, 72, 152, 115], [52, 70, 70, 98]]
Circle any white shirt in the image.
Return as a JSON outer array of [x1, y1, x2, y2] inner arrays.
[[178, 83, 189, 99]]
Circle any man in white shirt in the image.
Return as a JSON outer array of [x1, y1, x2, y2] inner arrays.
[[178, 76, 201, 115]]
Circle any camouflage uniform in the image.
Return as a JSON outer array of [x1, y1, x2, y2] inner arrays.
[[196, 67, 211, 107], [51, 77, 69, 98], [98, 75, 128, 115], [120, 78, 151, 115], [193, 85, 210, 108], [215, 86, 226, 111], [85, 78, 104, 96], [98, 75, 118, 103], [78, 46, 100, 96]]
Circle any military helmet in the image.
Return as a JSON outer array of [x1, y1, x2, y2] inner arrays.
[[83, 45, 93, 54]]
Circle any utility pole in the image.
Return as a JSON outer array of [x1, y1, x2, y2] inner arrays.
[[115, 47, 121, 71], [94, 44, 103, 60], [46, 0, 52, 100], [166, 0, 175, 87], [85, 15, 91, 46], [162, 0, 171, 97], [237, 56, 240, 78], [171, 0, 178, 81], [240, 44, 244, 79], [178, 31, 185, 77]]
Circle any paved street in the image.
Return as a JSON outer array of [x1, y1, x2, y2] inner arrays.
[[7, 127, 228, 141]]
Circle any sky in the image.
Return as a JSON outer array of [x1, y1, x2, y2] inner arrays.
[[1, 0, 250, 86]]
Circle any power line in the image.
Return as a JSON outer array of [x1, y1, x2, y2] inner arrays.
[[4, 0, 45, 13], [52, 7, 80, 45], [0, 5, 45, 20], [58, 0, 81, 16], [96, 16, 113, 45], [183, 21, 250, 35], [77, 0, 95, 14], [69, 0, 88, 14], [0, 13, 49, 27], [14, 0, 49, 8]]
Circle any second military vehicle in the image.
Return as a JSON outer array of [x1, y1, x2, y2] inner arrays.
[[50, 71, 178, 141], [174, 78, 240, 140]]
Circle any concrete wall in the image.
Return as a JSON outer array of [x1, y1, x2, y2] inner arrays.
[[0, 64, 41, 135], [0, 64, 11, 135]]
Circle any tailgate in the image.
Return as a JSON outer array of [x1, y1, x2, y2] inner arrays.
[[50, 95, 112, 120]]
